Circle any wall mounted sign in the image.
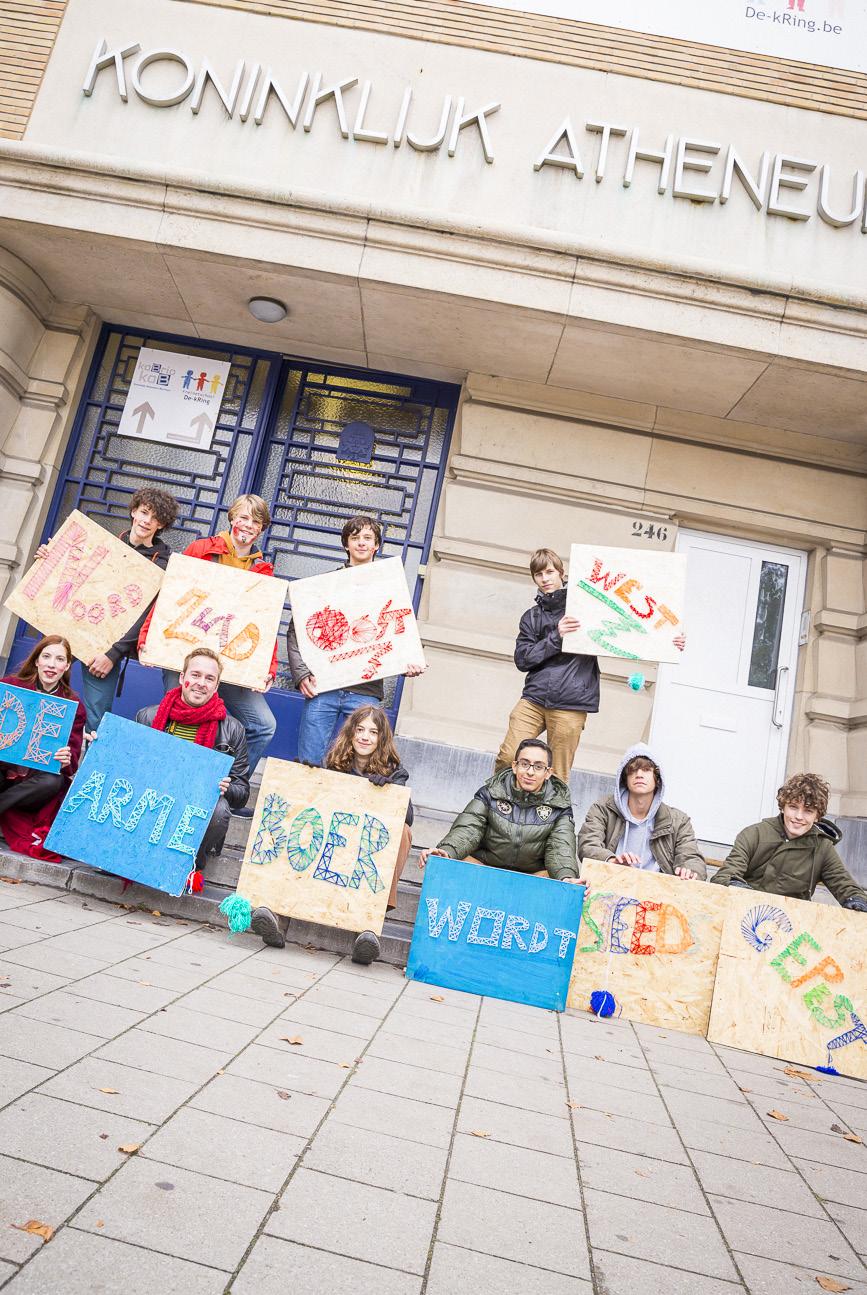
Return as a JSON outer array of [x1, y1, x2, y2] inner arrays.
[[117, 347, 231, 450]]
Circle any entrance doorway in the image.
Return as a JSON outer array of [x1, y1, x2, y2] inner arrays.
[[650, 529, 807, 849], [10, 325, 458, 755]]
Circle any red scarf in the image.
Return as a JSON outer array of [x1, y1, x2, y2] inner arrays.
[[151, 687, 226, 749]]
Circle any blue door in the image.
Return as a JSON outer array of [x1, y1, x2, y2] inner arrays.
[[9, 325, 458, 756]]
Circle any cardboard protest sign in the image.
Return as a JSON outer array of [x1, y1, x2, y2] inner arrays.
[[406, 858, 585, 1010], [288, 558, 425, 692], [563, 544, 687, 663], [0, 682, 77, 773], [568, 861, 730, 1035], [45, 714, 231, 896], [236, 758, 410, 934], [139, 554, 288, 690], [708, 890, 867, 1081], [5, 511, 164, 664]]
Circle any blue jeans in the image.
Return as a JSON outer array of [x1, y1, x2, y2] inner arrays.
[[80, 661, 122, 732], [297, 689, 374, 766], [162, 671, 276, 778]]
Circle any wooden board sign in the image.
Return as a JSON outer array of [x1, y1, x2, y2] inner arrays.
[[0, 681, 77, 772], [139, 553, 288, 689], [568, 861, 730, 1035], [5, 511, 164, 664], [288, 558, 425, 692], [235, 758, 410, 934], [707, 890, 867, 1081], [407, 858, 585, 1011], [563, 543, 687, 663], [45, 714, 231, 896]]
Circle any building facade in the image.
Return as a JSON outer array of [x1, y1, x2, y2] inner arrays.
[[1, 0, 865, 852]]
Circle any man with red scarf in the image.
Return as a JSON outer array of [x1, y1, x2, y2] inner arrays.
[[135, 648, 250, 877]]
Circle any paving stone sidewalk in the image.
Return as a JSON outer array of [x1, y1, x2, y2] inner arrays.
[[0, 878, 865, 1294]]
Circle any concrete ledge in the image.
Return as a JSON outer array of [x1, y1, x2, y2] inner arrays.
[[0, 848, 70, 889]]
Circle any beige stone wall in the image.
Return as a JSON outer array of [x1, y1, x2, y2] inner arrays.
[[0, 248, 95, 631], [399, 386, 867, 817]]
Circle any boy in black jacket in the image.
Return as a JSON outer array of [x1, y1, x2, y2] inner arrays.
[[495, 548, 599, 784]]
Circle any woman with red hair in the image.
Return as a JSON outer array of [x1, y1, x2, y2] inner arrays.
[[0, 635, 87, 860]]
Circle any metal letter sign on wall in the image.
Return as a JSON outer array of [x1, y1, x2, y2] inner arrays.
[[11, 326, 458, 756]]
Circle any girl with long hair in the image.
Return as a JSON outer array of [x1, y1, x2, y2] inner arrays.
[[251, 706, 414, 965], [0, 635, 87, 860]]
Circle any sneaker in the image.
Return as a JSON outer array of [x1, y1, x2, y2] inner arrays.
[[251, 906, 285, 949], [231, 806, 255, 819], [351, 930, 381, 965]]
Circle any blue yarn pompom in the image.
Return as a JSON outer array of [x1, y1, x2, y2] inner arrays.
[[628, 673, 645, 692], [220, 894, 252, 933], [590, 989, 617, 1018], [815, 1064, 840, 1076]]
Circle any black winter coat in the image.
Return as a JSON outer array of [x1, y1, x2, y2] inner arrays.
[[341, 762, 414, 827], [106, 532, 173, 666], [516, 588, 600, 713]]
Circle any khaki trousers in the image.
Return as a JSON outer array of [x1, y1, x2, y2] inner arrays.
[[495, 697, 586, 784]]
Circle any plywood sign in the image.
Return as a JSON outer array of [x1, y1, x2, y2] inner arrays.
[[563, 544, 687, 663], [236, 758, 410, 934], [407, 858, 586, 1011], [288, 558, 425, 691], [0, 682, 77, 772], [568, 861, 730, 1035], [139, 553, 288, 690], [45, 714, 231, 896], [5, 511, 164, 664], [708, 891, 867, 1081]]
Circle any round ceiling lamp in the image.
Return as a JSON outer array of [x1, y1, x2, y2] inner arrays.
[[247, 296, 288, 323]]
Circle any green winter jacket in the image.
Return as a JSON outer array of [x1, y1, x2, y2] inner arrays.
[[436, 768, 579, 880], [577, 799, 707, 879], [711, 814, 867, 906]]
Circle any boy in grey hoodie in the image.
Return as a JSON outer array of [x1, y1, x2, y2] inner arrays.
[[577, 743, 706, 879]]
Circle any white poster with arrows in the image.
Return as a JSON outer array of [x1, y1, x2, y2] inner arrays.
[[117, 348, 230, 451]]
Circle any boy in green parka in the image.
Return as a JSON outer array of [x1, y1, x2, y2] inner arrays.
[[711, 773, 867, 911]]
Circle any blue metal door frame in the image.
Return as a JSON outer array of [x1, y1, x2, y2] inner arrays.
[[10, 323, 459, 758]]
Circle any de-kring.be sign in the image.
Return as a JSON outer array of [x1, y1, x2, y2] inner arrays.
[[84, 39, 867, 236]]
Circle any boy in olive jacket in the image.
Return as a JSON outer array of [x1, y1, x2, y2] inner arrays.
[[419, 738, 580, 881], [712, 773, 867, 910]]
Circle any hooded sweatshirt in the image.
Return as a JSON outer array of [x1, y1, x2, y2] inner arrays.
[[612, 742, 663, 870]]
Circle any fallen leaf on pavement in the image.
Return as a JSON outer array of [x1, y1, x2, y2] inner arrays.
[[738, 1087, 752, 1094], [151, 911, 161, 917], [830, 1124, 845, 1134], [95, 1221, 104, 1228], [137, 981, 151, 987], [216, 1069, 225, 1075], [280, 1036, 303, 1046], [566, 1101, 582, 1110], [276, 1091, 291, 1101], [634, 1169, 650, 1178], [0, 982, 12, 989], [594, 1056, 605, 1062], [843, 1133, 863, 1144], [1, 877, 22, 884], [339, 1063, 351, 1069], [470, 1130, 491, 1138], [815, 1277, 850, 1292], [98, 1133, 108, 1140], [784, 1067, 820, 1082], [767, 1110, 789, 1122], [430, 995, 444, 1002], [98, 1088, 119, 1095], [118, 1143, 141, 1155], [12, 1220, 54, 1242]]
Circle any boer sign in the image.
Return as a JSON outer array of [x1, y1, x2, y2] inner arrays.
[[568, 861, 730, 1035], [5, 511, 164, 664], [236, 758, 410, 934], [708, 890, 867, 1081], [288, 558, 426, 691], [139, 553, 288, 689], [0, 682, 77, 773], [406, 858, 585, 1010], [563, 544, 688, 663], [45, 713, 231, 895]]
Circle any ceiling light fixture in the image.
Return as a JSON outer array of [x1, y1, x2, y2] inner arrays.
[[247, 296, 288, 323]]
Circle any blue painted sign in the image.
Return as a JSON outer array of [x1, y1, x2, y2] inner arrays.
[[0, 683, 77, 773], [406, 858, 586, 1010], [45, 713, 231, 895]]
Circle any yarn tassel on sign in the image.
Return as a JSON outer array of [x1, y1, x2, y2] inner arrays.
[[184, 870, 204, 895], [589, 989, 619, 1018], [219, 894, 252, 933]]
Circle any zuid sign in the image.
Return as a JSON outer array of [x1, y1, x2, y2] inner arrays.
[[84, 40, 867, 235]]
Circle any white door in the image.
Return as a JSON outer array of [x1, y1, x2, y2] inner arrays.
[[650, 530, 807, 849]]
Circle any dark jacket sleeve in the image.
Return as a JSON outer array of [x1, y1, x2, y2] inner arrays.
[[387, 763, 414, 828], [817, 841, 867, 908], [544, 809, 579, 880], [710, 823, 760, 886], [437, 791, 489, 861], [106, 544, 171, 666], [670, 814, 707, 880], [222, 720, 250, 811], [577, 800, 617, 863], [286, 618, 313, 687], [514, 609, 563, 673]]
